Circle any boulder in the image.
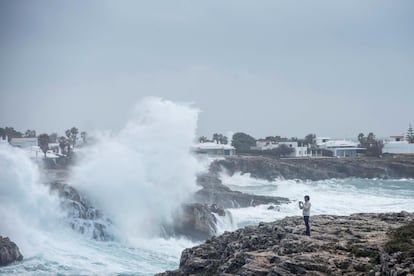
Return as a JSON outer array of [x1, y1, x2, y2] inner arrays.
[[0, 236, 23, 266]]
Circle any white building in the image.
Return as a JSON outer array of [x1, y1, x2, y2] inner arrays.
[[383, 136, 414, 154], [253, 140, 309, 157], [314, 137, 365, 157], [192, 142, 236, 156], [10, 137, 38, 148]]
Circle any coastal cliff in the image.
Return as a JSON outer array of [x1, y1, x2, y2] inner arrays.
[[158, 212, 414, 275], [210, 155, 414, 181]]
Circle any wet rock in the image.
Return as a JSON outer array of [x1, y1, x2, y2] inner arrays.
[[194, 173, 290, 208], [48, 182, 113, 241], [0, 236, 23, 266], [165, 203, 218, 241], [157, 212, 414, 275]]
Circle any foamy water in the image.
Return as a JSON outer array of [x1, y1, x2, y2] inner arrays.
[[222, 172, 414, 228]]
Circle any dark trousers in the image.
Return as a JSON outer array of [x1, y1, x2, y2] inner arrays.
[[304, 216, 310, 236]]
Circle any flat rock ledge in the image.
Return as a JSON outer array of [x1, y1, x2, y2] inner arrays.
[[158, 212, 414, 275], [0, 236, 23, 266]]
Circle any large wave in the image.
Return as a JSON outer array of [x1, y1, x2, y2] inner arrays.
[[70, 97, 203, 241], [0, 143, 63, 256]]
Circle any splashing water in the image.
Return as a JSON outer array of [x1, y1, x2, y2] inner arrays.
[[0, 98, 203, 275], [221, 172, 414, 228], [70, 97, 203, 240]]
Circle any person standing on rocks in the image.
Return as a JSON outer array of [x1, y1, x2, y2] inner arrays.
[[299, 195, 311, 236]]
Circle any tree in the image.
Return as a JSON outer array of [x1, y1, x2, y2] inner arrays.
[[24, 129, 36, 138], [407, 124, 414, 143], [70, 127, 79, 148], [231, 132, 256, 152], [0, 127, 23, 141], [212, 133, 220, 144], [49, 133, 58, 143], [198, 136, 208, 143], [358, 132, 383, 157], [367, 132, 376, 144], [357, 133, 365, 145], [304, 133, 316, 146], [58, 136, 67, 154], [38, 133, 49, 159], [211, 133, 228, 144], [272, 144, 294, 158], [80, 131, 88, 144]]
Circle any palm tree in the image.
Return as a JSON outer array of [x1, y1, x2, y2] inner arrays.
[[357, 133, 365, 145], [212, 133, 219, 144], [367, 132, 376, 144], [38, 133, 49, 159], [80, 131, 87, 144], [198, 136, 208, 143], [70, 127, 79, 148], [58, 136, 67, 154]]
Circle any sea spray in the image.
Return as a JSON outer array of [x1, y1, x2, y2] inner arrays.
[[0, 143, 63, 256], [70, 97, 204, 241]]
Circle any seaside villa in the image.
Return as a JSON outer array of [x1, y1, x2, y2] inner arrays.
[[192, 142, 236, 156], [312, 137, 366, 158], [383, 136, 414, 154], [252, 139, 309, 158]]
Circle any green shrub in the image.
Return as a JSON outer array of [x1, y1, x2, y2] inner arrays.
[[384, 222, 414, 259]]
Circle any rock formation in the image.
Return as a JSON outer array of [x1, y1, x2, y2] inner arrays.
[[210, 155, 414, 181], [48, 182, 114, 241], [194, 174, 290, 208], [158, 212, 414, 275], [164, 203, 228, 241], [0, 236, 23, 266]]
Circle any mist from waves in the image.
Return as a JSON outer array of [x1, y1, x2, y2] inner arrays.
[[0, 98, 206, 275], [0, 143, 64, 257], [70, 97, 204, 241], [220, 172, 414, 228]]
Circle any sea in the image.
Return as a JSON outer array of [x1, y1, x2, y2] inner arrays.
[[1, 98, 414, 275]]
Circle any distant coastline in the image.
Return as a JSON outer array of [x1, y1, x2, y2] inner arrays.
[[209, 154, 414, 181]]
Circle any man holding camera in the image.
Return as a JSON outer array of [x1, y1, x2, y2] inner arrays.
[[299, 195, 311, 236]]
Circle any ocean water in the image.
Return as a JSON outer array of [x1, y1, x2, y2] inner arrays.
[[1, 98, 414, 275], [220, 172, 414, 229]]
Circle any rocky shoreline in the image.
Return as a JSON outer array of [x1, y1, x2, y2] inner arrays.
[[210, 155, 414, 181], [3, 155, 414, 270], [158, 212, 414, 275]]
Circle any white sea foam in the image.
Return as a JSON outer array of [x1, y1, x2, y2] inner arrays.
[[221, 172, 414, 228]]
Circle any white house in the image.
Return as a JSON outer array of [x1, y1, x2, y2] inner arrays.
[[10, 137, 38, 148], [314, 137, 365, 157], [192, 142, 236, 156], [383, 136, 414, 154], [253, 140, 309, 157]]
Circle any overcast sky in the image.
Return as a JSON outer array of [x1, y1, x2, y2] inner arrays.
[[1, 1, 413, 139]]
